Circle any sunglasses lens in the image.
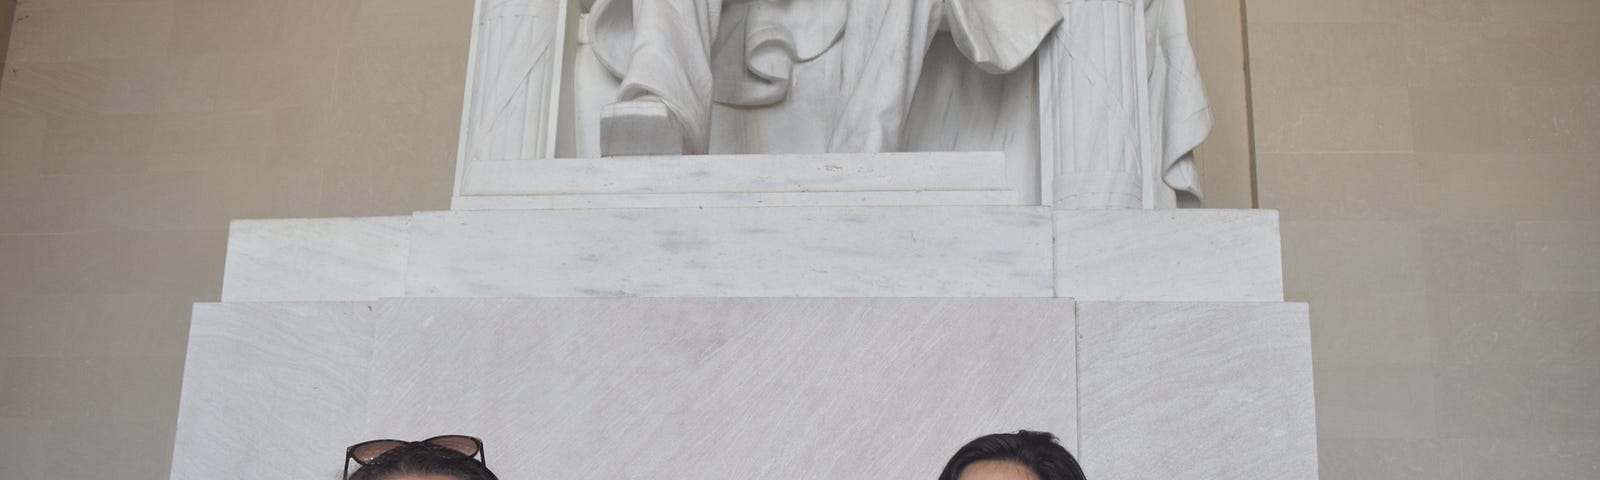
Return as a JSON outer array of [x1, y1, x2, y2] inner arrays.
[[426, 436, 481, 458], [350, 440, 407, 464]]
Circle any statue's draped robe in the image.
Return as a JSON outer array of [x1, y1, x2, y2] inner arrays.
[[467, 0, 565, 162], [589, 0, 1062, 153], [1144, 0, 1211, 206], [1046, 0, 1210, 208], [585, 0, 1211, 208]]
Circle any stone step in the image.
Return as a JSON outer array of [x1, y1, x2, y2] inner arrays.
[[172, 297, 1315, 480], [220, 208, 1285, 302], [452, 151, 1035, 210], [407, 206, 1055, 298], [1054, 209, 1284, 302], [220, 216, 411, 302]]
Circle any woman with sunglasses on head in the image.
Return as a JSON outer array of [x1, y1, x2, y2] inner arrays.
[[345, 435, 498, 480]]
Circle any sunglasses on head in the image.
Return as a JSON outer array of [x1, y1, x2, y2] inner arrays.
[[343, 435, 486, 480]]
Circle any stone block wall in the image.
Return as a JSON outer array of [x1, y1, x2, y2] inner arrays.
[[0, 1, 472, 478], [1247, 0, 1600, 477], [0, 0, 15, 78]]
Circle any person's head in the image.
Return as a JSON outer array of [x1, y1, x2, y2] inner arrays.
[[345, 435, 498, 480], [937, 430, 1087, 480]]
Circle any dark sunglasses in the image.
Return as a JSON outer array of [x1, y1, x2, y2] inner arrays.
[[343, 435, 486, 480]]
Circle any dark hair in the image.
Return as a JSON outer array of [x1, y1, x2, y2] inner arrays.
[[348, 443, 499, 480], [937, 430, 1087, 480]]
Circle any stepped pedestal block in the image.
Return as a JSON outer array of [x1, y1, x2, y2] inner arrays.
[[408, 206, 1054, 298], [187, 152, 1313, 480], [1076, 301, 1317, 480], [171, 302, 376, 480], [220, 217, 410, 302], [1055, 210, 1284, 301], [221, 208, 1283, 302], [172, 298, 1316, 480], [453, 152, 1032, 210]]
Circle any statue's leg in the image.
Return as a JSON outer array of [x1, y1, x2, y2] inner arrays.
[[825, 0, 944, 153], [600, 0, 721, 156]]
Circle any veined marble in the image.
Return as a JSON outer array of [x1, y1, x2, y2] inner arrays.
[[1076, 302, 1318, 480], [456, 0, 1210, 208], [211, 208, 1293, 302], [170, 297, 1320, 480], [452, 151, 1028, 209], [1054, 209, 1284, 301], [220, 217, 410, 302], [366, 297, 1078, 480], [451, 189, 1025, 210], [405, 206, 1055, 298], [456, 151, 1011, 196], [171, 302, 378, 480]]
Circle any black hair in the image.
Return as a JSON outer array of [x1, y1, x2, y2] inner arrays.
[[348, 442, 500, 480], [937, 430, 1087, 480]]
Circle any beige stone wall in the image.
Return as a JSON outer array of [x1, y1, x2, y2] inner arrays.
[[1247, 0, 1600, 477], [1, 0, 15, 75], [0, 1, 470, 478], [1191, 0, 1257, 208]]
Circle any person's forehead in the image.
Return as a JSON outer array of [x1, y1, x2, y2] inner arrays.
[[388, 475, 462, 480], [960, 460, 1040, 480]]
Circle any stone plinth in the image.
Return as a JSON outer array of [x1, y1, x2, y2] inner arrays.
[[174, 298, 1080, 480], [1055, 210, 1285, 301], [219, 209, 1283, 302], [173, 297, 1316, 480], [171, 302, 377, 480], [453, 152, 1031, 210], [1077, 302, 1318, 480], [185, 154, 1314, 480], [220, 217, 410, 302], [406, 206, 1054, 298]]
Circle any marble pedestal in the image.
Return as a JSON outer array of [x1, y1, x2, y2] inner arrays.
[[221, 206, 1282, 302], [175, 152, 1317, 480], [173, 298, 1314, 480]]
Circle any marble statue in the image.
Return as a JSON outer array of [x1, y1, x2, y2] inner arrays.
[[587, 0, 1063, 155], [1040, 0, 1212, 209], [1146, 0, 1214, 208], [456, 0, 1214, 209], [464, 0, 568, 163]]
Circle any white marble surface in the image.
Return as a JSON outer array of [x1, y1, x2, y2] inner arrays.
[[366, 297, 1078, 480], [587, 0, 1060, 155], [453, 150, 1026, 210], [1038, 0, 1213, 209], [169, 297, 1319, 479], [406, 206, 1055, 297], [455, 0, 1214, 210], [455, 0, 567, 171], [221, 217, 410, 302], [457, 151, 1010, 196], [451, 189, 1025, 210], [1076, 301, 1318, 480], [599, 98, 687, 155], [171, 302, 377, 480], [1055, 209, 1284, 301]]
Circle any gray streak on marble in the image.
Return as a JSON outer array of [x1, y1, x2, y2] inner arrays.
[[406, 207, 1056, 298], [1076, 302, 1318, 480]]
